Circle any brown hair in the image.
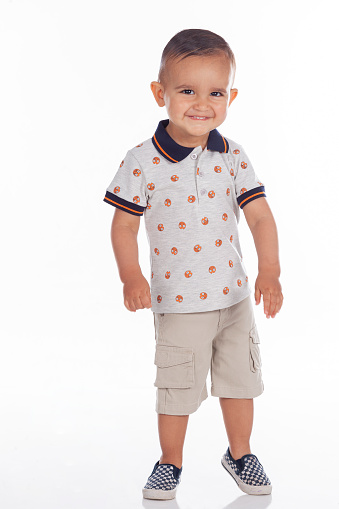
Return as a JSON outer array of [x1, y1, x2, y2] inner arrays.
[[158, 29, 236, 84]]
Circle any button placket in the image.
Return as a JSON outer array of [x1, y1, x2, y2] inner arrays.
[[192, 149, 204, 204], [196, 155, 207, 202], [194, 167, 200, 204]]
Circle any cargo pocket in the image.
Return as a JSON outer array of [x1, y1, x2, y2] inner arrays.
[[154, 344, 194, 389], [249, 325, 262, 373]]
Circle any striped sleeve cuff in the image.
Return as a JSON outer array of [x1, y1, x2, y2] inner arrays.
[[103, 191, 145, 216], [237, 186, 266, 209]]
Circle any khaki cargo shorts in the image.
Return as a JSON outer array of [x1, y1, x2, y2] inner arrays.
[[153, 295, 264, 415]]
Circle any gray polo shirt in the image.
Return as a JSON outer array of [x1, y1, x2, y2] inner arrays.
[[104, 119, 266, 313]]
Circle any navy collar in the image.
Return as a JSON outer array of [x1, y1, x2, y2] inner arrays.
[[152, 119, 229, 163]]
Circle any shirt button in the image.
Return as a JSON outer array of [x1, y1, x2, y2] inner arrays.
[[199, 171, 204, 177], [200, 189, 207, 195], [191, 153, 197, 160]]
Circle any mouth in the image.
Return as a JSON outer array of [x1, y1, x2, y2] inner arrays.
[[187, 116, 211, 120]]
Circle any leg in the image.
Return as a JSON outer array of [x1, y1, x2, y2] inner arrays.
[[154, 311, 218, 470], [219, 397, 253, 460], [158, 414, 189, 469]]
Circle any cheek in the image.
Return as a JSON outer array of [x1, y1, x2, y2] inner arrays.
[[166, 96, 189, 114], [214, 101, 228, 119]]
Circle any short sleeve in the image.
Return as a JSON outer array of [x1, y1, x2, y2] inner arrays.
[[103, 150, 147, 216], [234, 146, 266, 209]]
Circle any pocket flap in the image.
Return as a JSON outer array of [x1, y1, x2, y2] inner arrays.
[[154, 345, 193, 368], [249, 325, 260, 344]]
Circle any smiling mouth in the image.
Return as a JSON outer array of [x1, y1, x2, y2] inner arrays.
[[187, 115, 211, 120]]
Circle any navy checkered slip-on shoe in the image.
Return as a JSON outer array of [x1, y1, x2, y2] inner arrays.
[[221, 447, 272, 495], [142, 460, 182, 500]]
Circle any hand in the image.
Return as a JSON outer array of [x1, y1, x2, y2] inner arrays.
[[123, 273, 152, 312], [254, 272, 283, 318]]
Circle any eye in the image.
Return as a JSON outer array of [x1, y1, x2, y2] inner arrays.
[[211, 91, 223, 97], [181, 89, 194, 95]]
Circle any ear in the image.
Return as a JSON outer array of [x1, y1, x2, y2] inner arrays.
[[229, 88, 238, 107], [150, 81, 165, 107]]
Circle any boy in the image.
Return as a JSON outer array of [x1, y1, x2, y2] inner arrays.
[[103, 29, 283, 500]]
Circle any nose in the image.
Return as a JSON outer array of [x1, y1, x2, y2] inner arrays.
[[193, 94, 210, 112]]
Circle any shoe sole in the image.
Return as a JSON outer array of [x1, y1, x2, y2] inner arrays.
[[142, 487, 177, 500], [221, 456, 272, 495]]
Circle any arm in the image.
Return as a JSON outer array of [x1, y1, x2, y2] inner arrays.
[[111, 208, 152, 312], [243, 197, 283, 318]]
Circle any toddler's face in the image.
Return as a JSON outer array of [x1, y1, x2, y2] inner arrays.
[[151, 53, 237, 148]]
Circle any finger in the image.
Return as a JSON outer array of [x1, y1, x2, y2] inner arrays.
[[270, 294, 279, 317], [279, 292, 284, 310], [270, 293, 278, 316], [254, 286, 261, 305], [263, 291, 271, 318], [145, 288, 152, 308], [270, 297, 278, 317], [272, 292, 284, 317], [140, 292, 151, 309], [124, 298, 136, 312], [132, 295, 144, 310]]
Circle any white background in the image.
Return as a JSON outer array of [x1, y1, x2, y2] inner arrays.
[[1, 1, 339, 508]]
